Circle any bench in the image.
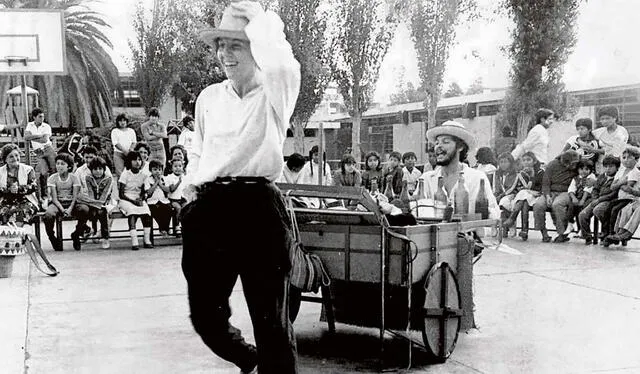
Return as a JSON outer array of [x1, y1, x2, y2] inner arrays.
[[32, 210, 179, 248]]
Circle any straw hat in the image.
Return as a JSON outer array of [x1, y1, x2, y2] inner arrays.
[[199, 2, 249, 47], [426, 120, 477, 151]]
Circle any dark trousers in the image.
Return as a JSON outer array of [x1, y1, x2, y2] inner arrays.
[[87, 206, 109, 239], [181, 180, 297, 373], [604, 198, 633, 235], [149, 202, 172, 232]]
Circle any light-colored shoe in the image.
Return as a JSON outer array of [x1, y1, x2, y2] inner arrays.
[[564, 223, 575, 235], [101, 239, 110, 249]]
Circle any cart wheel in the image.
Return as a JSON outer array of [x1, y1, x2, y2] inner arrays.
[[421, 262, 462, 363]]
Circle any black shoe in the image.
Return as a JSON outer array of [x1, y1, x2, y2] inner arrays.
[[71, 231, 81, 251], [542, 235, 552, 243], [131, 245, 139, 251], [585, 237, 593, 245], [50, 237, 63, 251], [518, 231, 528, 241], [143, 243, 154, 249], [553, 235, 570, 243]]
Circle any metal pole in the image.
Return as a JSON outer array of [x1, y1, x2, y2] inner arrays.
[[318, 121, 324, 186], [21, 75, 31, 165]]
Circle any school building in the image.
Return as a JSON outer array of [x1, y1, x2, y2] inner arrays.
[[299, 83, 640, 164]]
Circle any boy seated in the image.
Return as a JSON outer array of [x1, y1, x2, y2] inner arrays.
[[577, 155, 620, 244], [80, 157, 113, 249], [43, 153, 88, 251], [383, 151, 404, 196], [164, 159, 185, 236], [566, 159, 596, 234], [600, 147, 640, 244], [145, 160, 173, 236], [75, 145, 113, 238], [401, 151, 421, 195]]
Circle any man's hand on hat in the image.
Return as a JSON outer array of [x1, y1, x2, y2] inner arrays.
[[230, 1, 264, 21]]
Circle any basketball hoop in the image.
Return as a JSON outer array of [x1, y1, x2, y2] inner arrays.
[[5, 56, 28, 67]]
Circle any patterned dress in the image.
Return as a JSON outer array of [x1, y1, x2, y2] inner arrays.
[[0, 165, 39, 224]]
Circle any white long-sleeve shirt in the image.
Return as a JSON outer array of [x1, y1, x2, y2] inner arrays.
[[185, 11, 301, 187], [419, 164, 500, 219], [511, 124, 549, 163]]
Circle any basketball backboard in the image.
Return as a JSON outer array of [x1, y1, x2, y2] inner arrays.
[[0, 9, 66, 75]]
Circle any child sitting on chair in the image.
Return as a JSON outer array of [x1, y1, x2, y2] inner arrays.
[[43, 153, 87, 251], [118, 151, 153, 250], [164, 159, 185, 236], [145, 159, 172, 236], [82, 156, 113, 249]]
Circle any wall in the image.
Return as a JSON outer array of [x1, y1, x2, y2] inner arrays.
[[112, 97, 182, 124]]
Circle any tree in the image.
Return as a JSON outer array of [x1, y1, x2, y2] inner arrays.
[[279, 0, 331, 154], [465, 77, 483, 95], [390, 82, 427, 104], [0, 0, 119, 129], [443, 82, 464, 98], [170, 1, 226, 115], [331, 0, 396, 161], [408, 0, 476, 158], [500, 0, 581, 141], [129, 0, 187, 112]]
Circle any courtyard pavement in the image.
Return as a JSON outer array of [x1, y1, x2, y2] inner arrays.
[[2, 221, 640, 373]]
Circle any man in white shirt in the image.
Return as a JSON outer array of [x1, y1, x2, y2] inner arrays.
[[177, 115, 196, 157], [511, 108, 554, 164], [24, 108, 56, 201], [181, 2, 300, 373], [419, 121, 500, 220]]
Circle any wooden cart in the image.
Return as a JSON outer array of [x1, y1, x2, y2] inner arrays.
[[278, 183, 500, 369]]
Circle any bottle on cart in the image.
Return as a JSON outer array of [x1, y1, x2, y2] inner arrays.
[[399, 180, 410, 213], [434, 176, 448, 219], [443, 201, 454, 222], [370, 179, 379, 196], [475, 178, 490, 219], [384, 175, 395, 201], [415, 179, 425, 200], [454, 172, 469, 215]]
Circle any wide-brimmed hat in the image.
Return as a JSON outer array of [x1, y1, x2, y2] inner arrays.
[[199, 4, 249, 48], [426, 120, 477, 151]]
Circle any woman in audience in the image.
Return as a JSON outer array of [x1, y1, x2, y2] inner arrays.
[[0, 144, 39, 225], [503, 151, 544, 241], [361, 151, 383, 191]]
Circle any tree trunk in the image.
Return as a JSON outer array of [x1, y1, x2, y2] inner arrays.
[[426, 94, 438, 144], [293, 117, 305, 154], [351, 112, 362, 163], [517, 112, 532, 143]]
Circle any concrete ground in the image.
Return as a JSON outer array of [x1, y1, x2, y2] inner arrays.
[[2, 222, 640, 374]]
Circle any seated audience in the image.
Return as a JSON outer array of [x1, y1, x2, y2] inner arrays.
[[118, 151, 153, 250], [332, 154, 361, 187], [591, 106, 628, 161], [111, 113, 137, 177], [44, 153, 87, 251], [401, 151, 421, 195], [361, 151, 383, 191], [563, 118, 600, 164], [299, 145, 332, 186], [533, 150, 579, 243], [165, 159, 186, 236], [475, 147, 498, 181], [82, 157, 113, 249], [0, 144, 39, 226], [168, 144, 188, 173], [578, 155, 620, 244], [383, 151, 404, 196], [134, 142, 152, 177], [145, 159, 173, 236], [503, 151, 544, 241], [277, 153, 306, 184], [566, 159, 596, 234], [600, 147, 640, 244]]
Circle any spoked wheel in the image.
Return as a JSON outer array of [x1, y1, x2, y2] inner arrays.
[[421, 262, 462, 363]]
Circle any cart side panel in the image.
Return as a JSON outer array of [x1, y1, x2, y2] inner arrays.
[[299, 225, 348, 281], [388, 223, 460, 283]]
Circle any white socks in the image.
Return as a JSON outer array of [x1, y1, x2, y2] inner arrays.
[[143, 227, 151, 245], [129, 229, 139, 247]]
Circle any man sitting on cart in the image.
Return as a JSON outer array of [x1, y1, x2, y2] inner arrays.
[[419, 121, 500, 219]]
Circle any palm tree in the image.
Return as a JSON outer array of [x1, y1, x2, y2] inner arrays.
[[0, 0, 119, 130]]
